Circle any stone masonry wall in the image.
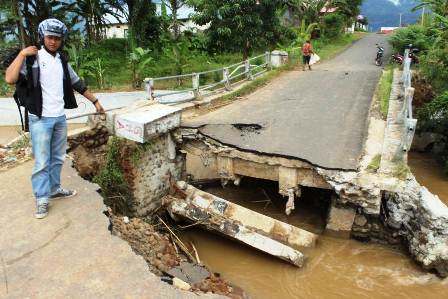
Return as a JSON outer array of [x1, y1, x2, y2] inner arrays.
[[131, 133, 184, 217], [384, 177, 448, 278]]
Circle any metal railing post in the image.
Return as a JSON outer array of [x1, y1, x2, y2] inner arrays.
[[245, 60, 253, 80], [144, 78, 154, 101], [192, 73, 200, 99], [223, 67, 231, 90], [266, 51, 271, 70]]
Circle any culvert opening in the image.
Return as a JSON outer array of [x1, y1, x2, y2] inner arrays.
[[192, 177, 333, 234]]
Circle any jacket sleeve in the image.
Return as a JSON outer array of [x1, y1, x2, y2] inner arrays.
[[67, 63, 88, 94]]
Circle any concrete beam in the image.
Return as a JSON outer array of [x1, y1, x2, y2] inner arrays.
[[166, 182, 319, 267]]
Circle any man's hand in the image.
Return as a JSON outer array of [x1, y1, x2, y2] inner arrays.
[[94, 101, 105, 114], [20, 46, 38, 57]]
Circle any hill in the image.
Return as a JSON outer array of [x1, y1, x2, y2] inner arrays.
[[361, 0, 421, 31]]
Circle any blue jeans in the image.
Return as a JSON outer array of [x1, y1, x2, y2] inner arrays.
[[29, 114, 67, 204]]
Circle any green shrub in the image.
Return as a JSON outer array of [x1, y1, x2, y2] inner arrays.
[[94, 138, 134, 215], [322, 13, 345, 39], [388, 25, 430, 53]]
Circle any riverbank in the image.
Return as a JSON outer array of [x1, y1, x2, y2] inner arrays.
[[174, 152, 448, 299]]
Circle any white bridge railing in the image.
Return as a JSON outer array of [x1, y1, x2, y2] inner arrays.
[[397, 49, 418, 156], [143, 52, 272, 104]]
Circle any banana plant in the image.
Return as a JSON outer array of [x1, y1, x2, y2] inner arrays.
[[92, 58, 106, 90], [129, 47, 153, 88], [163, 41, 189, 86], [67, 44, 94, 81]]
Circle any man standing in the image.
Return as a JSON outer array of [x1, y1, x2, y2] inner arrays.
[[5, 19, 105, 219], [302, 40, 314, 71]]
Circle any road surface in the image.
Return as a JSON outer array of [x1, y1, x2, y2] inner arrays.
[[183, 34, 391, 171]]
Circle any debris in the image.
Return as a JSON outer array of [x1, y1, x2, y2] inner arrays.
[[157, 216, 196, 263], [168, 262, 210, 285], [173, 277, 191, 291], [167, 182, 319, 267], [191, 241, 201, 264]]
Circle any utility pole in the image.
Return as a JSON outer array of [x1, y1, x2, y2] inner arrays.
[[421, 7, 426, 26]]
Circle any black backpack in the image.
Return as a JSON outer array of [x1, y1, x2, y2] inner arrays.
[[13, 55, 36, 132]]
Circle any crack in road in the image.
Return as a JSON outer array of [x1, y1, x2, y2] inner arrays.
[[6, 219, 71, 266]]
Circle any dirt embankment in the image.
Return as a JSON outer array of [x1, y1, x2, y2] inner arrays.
[[108, 210, 247, 298]]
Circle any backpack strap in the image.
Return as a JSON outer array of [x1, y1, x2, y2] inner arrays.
[[14, 55, 36, 132], [13, 91, 26, 132]]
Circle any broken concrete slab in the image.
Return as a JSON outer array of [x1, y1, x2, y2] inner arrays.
[[178, 182, 317, 249], [168, 198, 305, 267], [168, 262, 210, 285], [166, 182, 319, 267]]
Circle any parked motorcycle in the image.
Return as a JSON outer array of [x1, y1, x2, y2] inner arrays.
[[375, 44, 385, 66], [392, 53, 404, 64], [391, 48, 419, 65]]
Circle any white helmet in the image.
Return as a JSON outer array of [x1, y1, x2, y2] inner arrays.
[[38, 18, 68, 42]]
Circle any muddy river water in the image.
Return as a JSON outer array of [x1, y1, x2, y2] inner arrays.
[[182, 153, 448, 299]]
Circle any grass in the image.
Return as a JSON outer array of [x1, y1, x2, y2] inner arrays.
[[376, 66, 394, 119], [394, 162, 411, 180], [367, 154, 382, 173], [0, 73, 13, 97], [9, 132, 31, 149], [93, 137, 134, 215]]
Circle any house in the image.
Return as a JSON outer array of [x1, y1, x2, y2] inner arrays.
[[380, 27, 399, 33], [103, 23, 129, 39]]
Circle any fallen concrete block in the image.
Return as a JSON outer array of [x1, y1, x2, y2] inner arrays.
[[177, 182, 317, 249], [168, 199, 304, 267], [166, 182, 319, 267]]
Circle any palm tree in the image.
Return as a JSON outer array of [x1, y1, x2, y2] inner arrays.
[[68, 0, 125, 42]]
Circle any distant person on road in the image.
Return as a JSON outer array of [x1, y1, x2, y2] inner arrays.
[[302, 40, 314, 71], [4, 18, 105, 219]]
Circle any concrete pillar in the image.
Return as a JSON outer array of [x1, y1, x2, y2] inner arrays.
[[325, 196, 356, 239], [279, 166, 301, 215], [217, 156, 235, 179]]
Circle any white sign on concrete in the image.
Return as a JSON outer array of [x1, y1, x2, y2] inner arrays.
[[115, 103, 181, 143]]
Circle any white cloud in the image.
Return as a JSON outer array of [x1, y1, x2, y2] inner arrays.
[[388, 0, 401, 5]]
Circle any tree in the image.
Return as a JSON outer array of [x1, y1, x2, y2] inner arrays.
[[118, 0, 161, 47], [413, 0, 448, 16], [188, 0, 288, 59], [163, 0, 187, 40], [0, 0, 70, 46], [68, 0, 125, 43]]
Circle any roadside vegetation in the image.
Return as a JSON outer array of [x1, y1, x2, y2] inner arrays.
[[388, 0, 448, 175], [376, 66, 394, 119], [1, 0, 367, 96]]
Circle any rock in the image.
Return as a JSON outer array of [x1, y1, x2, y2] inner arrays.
[[84, 140, 95, 147], [172, 277, 191, 291], [385, 177, 448, 278], [176, 181, 188, 190], [168, 262, 210, 285], [123, 216, 130, 224], [354, 214, 368, 227]]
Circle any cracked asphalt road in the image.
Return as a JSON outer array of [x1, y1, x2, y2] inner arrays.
[[182, 34, 391, 171]]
